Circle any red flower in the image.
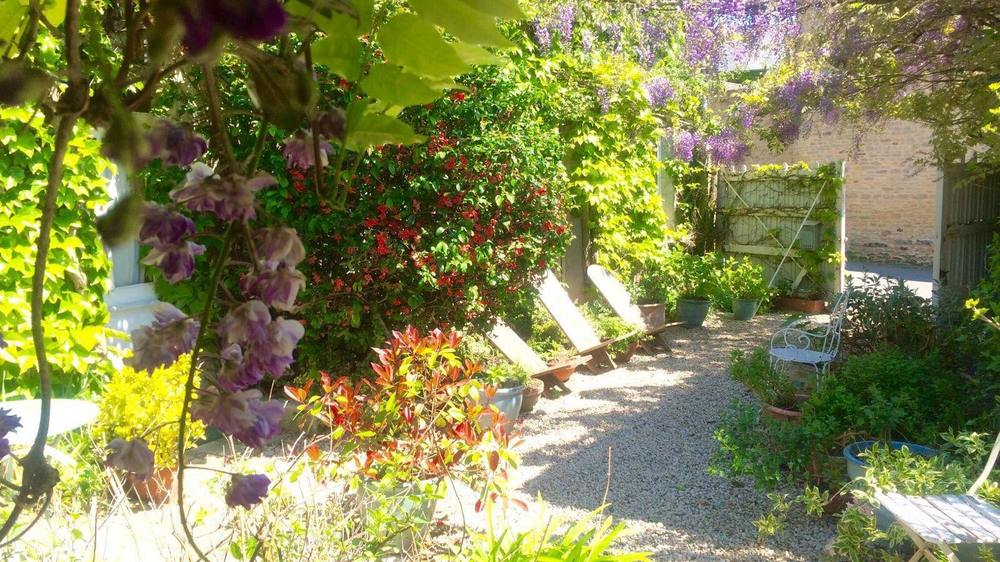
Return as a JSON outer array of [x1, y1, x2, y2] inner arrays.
[[451, 91, 466, 102]]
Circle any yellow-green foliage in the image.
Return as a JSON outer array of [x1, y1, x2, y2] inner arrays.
[[94, 355, 205, 467]]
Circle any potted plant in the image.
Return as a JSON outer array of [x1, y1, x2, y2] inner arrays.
[[286, 328, 512, 553], [729, 348, 804, 421], [773, 280, 827, 314], [479, 363, 529, 430], [95, 354, 206, 504], [666, 249, 719, 328], [584, 303, 643, 361], [632, 248, 671, 327], [520, 377, 545, 414], [718, 257, 772, 320]]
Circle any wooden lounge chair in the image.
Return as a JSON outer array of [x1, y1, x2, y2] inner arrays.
[[872, 431, 1000, 561], [486, 320, 589, 393], [586, 264, 685, 352], [535, 270, 637, 372]]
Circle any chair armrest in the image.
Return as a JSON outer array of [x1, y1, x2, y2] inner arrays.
[[770, 327, 825, 350]]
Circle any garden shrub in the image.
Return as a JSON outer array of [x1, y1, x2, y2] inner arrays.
[[94, 355, 205, 468], [715, 256, 772, 311], [729, 348, 796, 409], [843, 274, 935, 357], [583, 301, 643, 357]]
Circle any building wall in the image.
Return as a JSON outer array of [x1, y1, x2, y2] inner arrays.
[[747, 120, 938, 265]]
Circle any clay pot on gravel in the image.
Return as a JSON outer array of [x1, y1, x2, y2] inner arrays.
[[520, 378, 545, 414], [638, 303, 665, 327], [774, 296, 826, 314], [128, 467, 175, 505], [762, 404, 803, 422]]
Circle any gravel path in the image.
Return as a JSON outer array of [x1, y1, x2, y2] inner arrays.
[[445, 313, 836, 561]]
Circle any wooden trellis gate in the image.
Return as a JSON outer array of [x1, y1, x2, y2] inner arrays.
[[934, 165, 1000, 294], [716, 163, 846, 296]]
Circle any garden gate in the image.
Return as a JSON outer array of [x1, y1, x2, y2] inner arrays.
[[716, 163, 846, 296], [934, 165, 1000, 294]]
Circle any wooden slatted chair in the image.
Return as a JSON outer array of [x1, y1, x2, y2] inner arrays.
[[536, 270, 637, 372], [485, 320, 590, 393], [873, 432, 1000, 561], [586, 264, 684, 352]]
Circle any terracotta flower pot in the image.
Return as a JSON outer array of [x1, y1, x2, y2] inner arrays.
[[520, 379, 544, 414], [548, 362, 575, 383], [614, 340, 640, 363], [128, 466, 175, 505], [774, 296, 827, 314], [763, 404, 803, 422]]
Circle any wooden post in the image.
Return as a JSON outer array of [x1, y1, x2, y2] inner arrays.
[[561, 209, 589, 301], [932, 165, 947, 298], [657, 133, 677, 228], [835, 161, 847, 294]]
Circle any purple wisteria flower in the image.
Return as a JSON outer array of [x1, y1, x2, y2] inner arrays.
[[233, 399, 284, 448], [225, 473, 270, 508], [217, 343, 248, 392], [139, 203, 206, 283], [644, 77, 675, 108], [636, 44, 656, 69], [147, 120, 208, 167], [191, 388, 261, 434], [256, 228, 305, 269], [105, 438, 155, 480], [220, 301, 272, 347], [580, 30, 595, 53], [282, 132, 332, 169], [674, 130, 700, 162], [533, 19, 552, 53], [705, 128, 750, 166], [180, 0, 288, 54], [554, 4, 575, 43], [128, 303, 199, 373], [241, 266, 306, 312], [170, 163, 276, 222], [0, 408, 21, 461]]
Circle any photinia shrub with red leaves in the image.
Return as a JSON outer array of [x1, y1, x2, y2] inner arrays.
[[286, 327, 517, 489]]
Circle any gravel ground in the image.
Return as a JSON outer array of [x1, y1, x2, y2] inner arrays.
[[440, 312, 836, 561]]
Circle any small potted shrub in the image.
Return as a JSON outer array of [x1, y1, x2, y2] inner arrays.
[[666, 249, 718, 328], [719, 257, 772, 321], [480, 363, 529, 430], [729, 348, 803, 421], [632, 248, 671, 326], [520, 377, 545, 414], [773, 280, 827, 314], [95, 354, 206, 504], [584, 302, 642, 361]]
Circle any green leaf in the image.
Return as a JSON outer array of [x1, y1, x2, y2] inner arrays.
[[457, 0, 526, 20], [42, 0, 66, 27], [0, 1, 26, 47], [451, 41, 504, 66], [378, 13, 471, 79], [407, 0, 513, 48], [361, 64, 450, 106], [345, 110, 425, 151], [311, 35, 363, 81]]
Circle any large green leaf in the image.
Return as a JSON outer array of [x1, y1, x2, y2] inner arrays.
[[457, 0, 526, 20], [311, 35, 363, 81], [345, 109, 424, 151], [361, 63, 452, 106], [378, 13, 471, 79], [407, 0, 513, 48], [0, 0, 26, 47], [41, 0, 66, 27], [451, 42, 504, 66]]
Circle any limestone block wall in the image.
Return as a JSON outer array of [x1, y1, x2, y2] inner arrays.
[[746, 120, 938, 265]]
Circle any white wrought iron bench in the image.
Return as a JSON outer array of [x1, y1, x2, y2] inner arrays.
[[768, 287, 851, 381], [873, 431, 1000, 561]]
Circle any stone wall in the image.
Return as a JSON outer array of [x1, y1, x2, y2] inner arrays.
[[746, 120, 938, 265]]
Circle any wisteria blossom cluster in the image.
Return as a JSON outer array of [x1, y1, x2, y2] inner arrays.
[[643, 76, 675, 109], [0, 409, 21, 462], [673, 128, 750, 166], [682, 0, 799, 69]]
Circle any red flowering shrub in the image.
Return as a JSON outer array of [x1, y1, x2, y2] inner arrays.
[[285, 327, 514, 486], [259, 67, 572, 373]]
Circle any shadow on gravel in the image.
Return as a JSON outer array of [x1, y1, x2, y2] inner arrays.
[[516, 313, 835, 561]]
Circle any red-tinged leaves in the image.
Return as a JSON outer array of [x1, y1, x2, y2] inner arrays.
[[488, 451, 499, 471], [306, 443, 321, 461], [475, 498, 484, 512], [509, 497, 528, 511]]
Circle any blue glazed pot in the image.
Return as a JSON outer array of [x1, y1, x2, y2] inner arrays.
[[677, 298, 710, 327], [843, 441, 938, 531], [732, 299, 759, 321], [479, 386, 523, 431]]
